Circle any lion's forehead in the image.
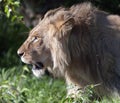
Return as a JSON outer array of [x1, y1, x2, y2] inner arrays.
[[29, 28, 45, 37], [30, 26, 43, 35], [29, 22, 52, 36], [28, 10, 66, 38]]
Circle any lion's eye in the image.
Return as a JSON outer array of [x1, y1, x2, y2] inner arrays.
[[32, 36, 39, 43], [31, 36, 43, 45]]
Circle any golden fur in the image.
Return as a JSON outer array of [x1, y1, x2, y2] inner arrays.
[[18, 2, 120, 97]]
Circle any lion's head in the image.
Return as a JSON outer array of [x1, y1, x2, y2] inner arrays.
[[17, 7, 74, 77], [17, 24, 51, 77]]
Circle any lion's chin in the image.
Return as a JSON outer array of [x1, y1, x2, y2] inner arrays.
[[31, 62, 45, 78], [32, 69, 45, 78]]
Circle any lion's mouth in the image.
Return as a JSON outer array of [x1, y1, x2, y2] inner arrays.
[[32, 62, 44, 70]]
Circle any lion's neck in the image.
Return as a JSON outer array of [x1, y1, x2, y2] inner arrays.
[[67, 24, 100, 83]]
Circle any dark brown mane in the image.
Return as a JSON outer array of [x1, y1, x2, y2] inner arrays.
[[50, 2, 120, 96], [44, 2, 120, 96]]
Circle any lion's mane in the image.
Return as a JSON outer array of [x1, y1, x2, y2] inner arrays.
[[44, 2, 120, 96]]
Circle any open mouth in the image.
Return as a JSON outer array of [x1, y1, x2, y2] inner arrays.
[[32, 62, 44, 70]]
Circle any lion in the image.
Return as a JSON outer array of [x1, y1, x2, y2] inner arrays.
[[17, 2, 120, 98]]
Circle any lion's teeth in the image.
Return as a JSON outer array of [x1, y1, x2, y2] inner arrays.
[[32, 63, 43, 70]]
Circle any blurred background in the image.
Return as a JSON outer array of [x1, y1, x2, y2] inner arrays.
[[0, 0, 120, 102]]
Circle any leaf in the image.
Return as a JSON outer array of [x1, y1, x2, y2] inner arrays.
[[23, 66, 30, 72], [11, 15, 17, 21], [13, 1, 20, 6], [21, 75, 27, 78], [5, 5, 9, 13], [4, 5, 11, 18], [21, 88, 29, 92]]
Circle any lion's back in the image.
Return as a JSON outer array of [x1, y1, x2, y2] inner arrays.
[[94, 11, 120, 57], [70, 3, 120, 95]]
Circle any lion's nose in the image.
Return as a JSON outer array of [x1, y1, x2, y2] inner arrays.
[[17, 50, 24, 57]]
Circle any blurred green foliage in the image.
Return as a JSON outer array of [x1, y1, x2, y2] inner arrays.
[[0, 0, 22, 21], [0, 0, 29, 68], [0, 15, 28, 67]]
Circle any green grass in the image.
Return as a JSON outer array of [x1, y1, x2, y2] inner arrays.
[[0, 66, 66, 103], [0, 66, 120, 103]]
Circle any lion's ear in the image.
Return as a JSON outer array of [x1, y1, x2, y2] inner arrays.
[[55, 13, 75, 38]]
